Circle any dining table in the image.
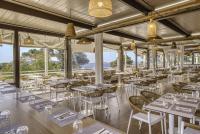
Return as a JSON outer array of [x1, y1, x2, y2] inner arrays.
[[144, 93, 200, 134], [49, 78, 81, 99], [72, 84, 113, 116]]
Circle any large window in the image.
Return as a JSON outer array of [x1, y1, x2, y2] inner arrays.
[[20, 47, 44, 74], [0, 44, 14, 83], [184, 55, 192, 64], [48, 49, 64, 72]]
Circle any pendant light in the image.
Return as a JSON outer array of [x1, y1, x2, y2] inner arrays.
[[24, 34, 34, 45], [130, 40, 136, 50], [65, 23, 76, 37], [65, 8, 76, 37], [147, 19, 157, 39], [77, 38, 92, 45], [89, 0, 112, 18]]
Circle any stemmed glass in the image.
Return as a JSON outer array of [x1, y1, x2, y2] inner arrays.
[[16, 126, 28, 134], [73, 112, 83, 134], [44, 105, 53, 114]]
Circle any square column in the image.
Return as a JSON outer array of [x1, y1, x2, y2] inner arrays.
[[117, 45, 124, 72], [180, 46, 184, 70], [95, 33, 103, 84], [44, 48, 48, 76]]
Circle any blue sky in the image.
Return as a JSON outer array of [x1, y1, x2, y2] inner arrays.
[[0, 44, 141, 64]]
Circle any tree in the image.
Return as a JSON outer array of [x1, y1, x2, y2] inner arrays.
[[111, 55, 133, 67], [72, 52, 89, 68]]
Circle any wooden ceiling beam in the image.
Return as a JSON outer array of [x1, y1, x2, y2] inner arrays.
[[0, 0, 146, 41]]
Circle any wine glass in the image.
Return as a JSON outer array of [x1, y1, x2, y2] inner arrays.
[[16, 126, 28, 134], [73, 112, 83, 133], [44, 105, 53, 114]]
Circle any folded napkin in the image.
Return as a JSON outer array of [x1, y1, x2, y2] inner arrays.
[[54, 111, 75, 121], [93, 128, 112, 134]]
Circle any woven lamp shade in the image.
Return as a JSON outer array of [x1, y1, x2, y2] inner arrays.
[[24, 36, 34, 45], [65, 23, 76, 37], [147, 19, 157, 39], [89, 0, 112, 18], [130, 40, 136, 50]]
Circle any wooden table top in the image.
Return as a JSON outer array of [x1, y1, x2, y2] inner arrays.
[[0, 94, 124, 134]]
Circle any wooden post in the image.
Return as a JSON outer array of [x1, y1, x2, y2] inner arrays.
[[64, 38, 72, 78], [135, 47, 138, 69], [163, 51, 165, 68], [147, 49, 150, 69], [13, 30, 20, 98], [192, 52, 194, 65]]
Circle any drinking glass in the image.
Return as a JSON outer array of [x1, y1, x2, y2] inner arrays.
[[73, 113, 83, 133], [44, 105, 53, 114], [16, 126, 28, 134]]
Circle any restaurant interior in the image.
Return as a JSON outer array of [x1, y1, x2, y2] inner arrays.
[[0, 0, 200, 134]]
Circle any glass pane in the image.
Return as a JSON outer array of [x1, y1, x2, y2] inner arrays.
[[0, 44, 14, 83]]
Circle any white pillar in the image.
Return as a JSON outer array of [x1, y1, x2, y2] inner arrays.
[[124, 51, 127, 71], [117, 45, 124, 72], [180, 46, 184, 70], [44, 48, 48, 76], [143, 54, 146, 68], [95, 33, 103, 84]]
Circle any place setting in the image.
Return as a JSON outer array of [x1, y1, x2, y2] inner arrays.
[[170, 104, 195, 114], [0, 124, 28, 134], [149, 100, 172, 109], [74, 122, 121, 134], [30, 99, 56, 112], [48, 108, 85, 127], [17, 95, 41, 103]]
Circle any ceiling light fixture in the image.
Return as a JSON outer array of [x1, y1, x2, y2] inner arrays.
[[65, 23, 76, 37], [147, 19, 157, 40], [77, 38, 92, 45], [130, 40, 136, 50], [24, 35, 34, 45], [89, 0, 112, 18]]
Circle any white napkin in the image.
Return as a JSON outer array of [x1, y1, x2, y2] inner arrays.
[[183, 98, 198, 103], [176, 106, 192, 112]]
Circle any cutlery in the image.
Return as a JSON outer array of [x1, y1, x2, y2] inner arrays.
[[93, 128, 105, 134]]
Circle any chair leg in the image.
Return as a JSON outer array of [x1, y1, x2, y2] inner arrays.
[[161, 119, 164, 134], [160, 113, 164, 134], [149, 124, 152, 134], [115, 93, 120, 112], [164, 115, 167, 134], [127, 110, 133, 134]]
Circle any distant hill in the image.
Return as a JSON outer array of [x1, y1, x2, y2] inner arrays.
[[81, 62, 110, 69]]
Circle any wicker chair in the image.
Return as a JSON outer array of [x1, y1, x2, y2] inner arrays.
[[140, 91, 160, 102], [172, 83, 184, 93], [127, 96, 166, 134], [194, 109, 200, 125], [81, 90, 104, 119], [181, 121, 200, 134], [103, 86, 120, 111]]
